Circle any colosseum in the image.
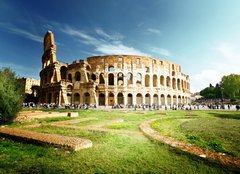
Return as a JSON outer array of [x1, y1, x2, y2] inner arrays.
[[39, 31, 191, 108]]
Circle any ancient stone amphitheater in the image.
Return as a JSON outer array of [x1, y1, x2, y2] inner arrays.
[[39, 31, 191, 107]]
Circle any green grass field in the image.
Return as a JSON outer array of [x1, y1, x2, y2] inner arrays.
[[0, 109, 239, 173]]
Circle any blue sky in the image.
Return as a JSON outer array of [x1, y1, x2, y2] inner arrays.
[[1, 0, 240, 92]]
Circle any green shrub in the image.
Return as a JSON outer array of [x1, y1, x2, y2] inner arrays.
[[0, 68, 24, 124]]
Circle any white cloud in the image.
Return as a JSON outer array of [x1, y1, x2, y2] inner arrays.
[[61, 25, 150, 56], [190, 42, 240, 92], [151, 47, 171, 57], [190, 70, 223, 92], [147, 28, 162, 35], [0, 22, 42, 43]]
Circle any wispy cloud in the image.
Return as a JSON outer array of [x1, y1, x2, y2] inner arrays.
[[147, 28, 162, 35], [151, 47, 171, 57], [61, 25, 150, 56], [0, 62, 40, 79], [0, 22, 42, 43]]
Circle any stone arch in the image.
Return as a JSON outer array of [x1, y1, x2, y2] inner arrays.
[[136, 93, 143, 105], [99, 73, 105, 84], [127, 72, 133, 85], [99, 93, 105, 106], [117, 93, 124, 105], [67, 85, 73, 93], [60, 66, 67, 80], [83, 92, 90, 105], [117, 72, 124, 86], [74, 93, 80, 105], [108, 92, 114, 106], [145, 93, 151, 105], [136, 73, 142, 85], [177, 79, 181, 90], [153, 75, 157, 87], [167, 94, 171, 106], [161, 94, 165, 105], [166, 76, 171, 87], [68, 73, 72, 82], [108, 65, 114, 72], [108, 73, 114, 85], [127, 93, 133, 105], [75, 72, 81, 81], [173, 95, 177, 105], [145, 75, 150, 87], [91, 74, 96, 81], [153, 94, 158, 105], [160, 75, 164, 86], [172, 78, 176, 89], [178, 95, 182, 104]]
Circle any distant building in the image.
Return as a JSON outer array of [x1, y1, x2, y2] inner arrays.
[[20, 78, 40, 94], [39, 31, 191, 106]]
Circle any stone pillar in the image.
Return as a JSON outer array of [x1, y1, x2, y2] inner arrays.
[[105, 91, 108, 106], [142, 93, 146, 105], [133, 92, 136, 105], [123, 92, 128, 106], [58, 90, 62, 106], [150, 94, 153, 105]]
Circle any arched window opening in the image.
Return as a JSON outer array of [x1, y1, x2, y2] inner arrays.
[[145, 75, 150, 87], [172, 78, 176, 89], [67, 93, 71, 104], [91, 74, 96, 81], [136, 93, 143, 105], [108, 92, 114, 106], [160, 76, 164, 86], [145, 93, 150, 105], [99, 93, 105, 106], [127, 94, 133, 105], [167, 95, 171, 106], [67, 85, 73, 93], [117, 93, 124, 105], [108, 73, 114, 85], [127, 72, 133, 85], [136, 73, 142, 85], [108, 66, 114, 72], [161, 94, 165, 106], [117, 72, 124, 86], [74, 93, 80, 104], [60, 66, 67, 80], [83, 92, 90, 105], [68, 74, 72, 82], [153, 94, 158, 105], [75, 72, 81, 81], [166, 76, 171, 87]]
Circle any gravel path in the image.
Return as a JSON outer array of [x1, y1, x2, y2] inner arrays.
[[0, 127, 92, 151], [139, 119, 240, 169]]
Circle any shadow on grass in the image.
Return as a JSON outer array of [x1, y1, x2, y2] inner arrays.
[[211, 113, 240, 120]]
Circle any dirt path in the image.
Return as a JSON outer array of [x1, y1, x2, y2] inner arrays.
[[140, 119, 240, 169]]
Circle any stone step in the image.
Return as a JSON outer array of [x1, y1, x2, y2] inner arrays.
[[0, 127, 92, 151]]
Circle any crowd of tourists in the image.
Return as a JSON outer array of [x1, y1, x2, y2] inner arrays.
[[23, 102, 240, 111]]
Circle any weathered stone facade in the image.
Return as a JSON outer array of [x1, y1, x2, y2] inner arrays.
[[39, 31, 191, 107]]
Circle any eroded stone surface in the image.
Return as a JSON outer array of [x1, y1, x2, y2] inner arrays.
[[0, 127, 92, 151]]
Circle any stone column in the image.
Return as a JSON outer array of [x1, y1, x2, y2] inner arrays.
[[105, 91, 108, 106]]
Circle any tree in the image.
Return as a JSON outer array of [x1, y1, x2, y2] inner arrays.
[[200, 84, 216, 99], [221, 74, 240, 100], [0, 68, 24, 124]]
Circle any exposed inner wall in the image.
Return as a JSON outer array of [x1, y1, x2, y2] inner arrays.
[[39, 31, 191, 107]]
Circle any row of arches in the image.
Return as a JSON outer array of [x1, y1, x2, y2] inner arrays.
[[64, 92, 190, 106]]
